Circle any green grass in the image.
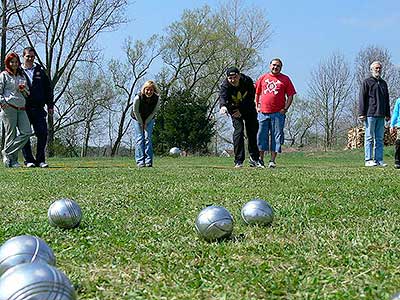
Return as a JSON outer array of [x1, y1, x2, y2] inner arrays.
[[1, 149, 400, 299]]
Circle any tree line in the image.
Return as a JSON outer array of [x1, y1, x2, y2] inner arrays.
[[1, 0, 399, 156]]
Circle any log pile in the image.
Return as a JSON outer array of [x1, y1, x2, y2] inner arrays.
[[346, 126, 395, 149]]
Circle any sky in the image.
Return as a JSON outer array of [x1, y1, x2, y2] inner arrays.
[[99, 0, 400, 96]]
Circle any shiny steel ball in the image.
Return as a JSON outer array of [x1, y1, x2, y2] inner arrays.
[[241, 198, 274, 225], [0, 235, 56, 276], [195, 206, 234, 241], [0, 262, 76, 299], [48, 198, 82, 229], [169, 147, 181, 157]]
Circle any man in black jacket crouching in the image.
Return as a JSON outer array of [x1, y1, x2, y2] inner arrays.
[[219, 67, 263, 168]]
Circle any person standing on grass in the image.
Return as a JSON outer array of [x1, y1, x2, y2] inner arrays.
[[359, 61, 390, 167], [219, 67, 263, 168], [0, 52, 33, 168], [131, 80, 160, 168], [255, 58, 296, 168], [390, 97, 400, 169], [21, 47, 54, 168]]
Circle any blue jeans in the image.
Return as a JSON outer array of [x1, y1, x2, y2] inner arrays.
[[364, 117, 384, 161], [133, 119, 155, 166], [257, 112, 285, 153]]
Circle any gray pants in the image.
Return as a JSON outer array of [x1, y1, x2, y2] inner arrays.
[[1, 107, 32, 161]]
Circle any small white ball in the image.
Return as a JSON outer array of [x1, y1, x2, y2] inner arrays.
[[169, 147, 181, 157]]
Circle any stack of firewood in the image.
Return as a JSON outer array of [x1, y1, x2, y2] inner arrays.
[[346, 126, 395, 149]]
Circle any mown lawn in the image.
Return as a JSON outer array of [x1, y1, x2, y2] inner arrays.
[[1, 148, 400, 299]]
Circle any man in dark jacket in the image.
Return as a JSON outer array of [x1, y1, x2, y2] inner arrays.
[[219, 67, 263, 168], [21, 47, 54, 168], [359, 61, 390, 167]]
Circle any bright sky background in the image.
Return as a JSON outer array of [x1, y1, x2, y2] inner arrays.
[[99, 0, 400, 96]]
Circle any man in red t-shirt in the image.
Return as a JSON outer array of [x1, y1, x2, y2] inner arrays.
[[255, 58, 296, 168]]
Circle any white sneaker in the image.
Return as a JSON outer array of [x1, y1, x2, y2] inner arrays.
[[234, 162, 243, 168], [376, 160, 387, 167], [26, 162, 36, 168], [39, 162, 49, 168], [268, 161, 276, 168], [365, 160, 377, 167]]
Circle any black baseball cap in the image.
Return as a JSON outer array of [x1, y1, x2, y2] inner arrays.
[[226, 67, 240, 76]]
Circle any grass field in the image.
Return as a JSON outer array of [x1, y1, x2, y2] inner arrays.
[[1, 149, 400, 299]]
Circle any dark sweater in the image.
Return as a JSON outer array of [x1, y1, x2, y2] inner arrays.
[[359, 76, 390, 118], [24, 65, 54, 109], [219, 73, 256, 115], [131, 93, 159, 123]]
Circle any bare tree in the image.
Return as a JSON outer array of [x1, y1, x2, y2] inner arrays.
[[284, 95, 315, 147], [13, 0, 127, 156], [108, 35, 161, 156], [159, 1, 271, 151], [160, 1, 271, 103], [56, 62, 113, 157], [308, 53, 353, 148]]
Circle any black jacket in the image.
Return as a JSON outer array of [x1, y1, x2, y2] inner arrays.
[[359, 76, 390, 118], [219, 73, 256, 115], [24, 65, 54, 109]]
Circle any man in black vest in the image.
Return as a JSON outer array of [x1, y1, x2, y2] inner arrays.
[[21, 47, 54, 168]]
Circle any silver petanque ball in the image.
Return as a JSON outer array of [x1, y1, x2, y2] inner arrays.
[[169, 147, 181, 157], [0, 235, 56, 277], [195, 206, 234, 241], [0, 262, 76, 300], [48, 198, 82, 229], [241, 198, 274, 225]]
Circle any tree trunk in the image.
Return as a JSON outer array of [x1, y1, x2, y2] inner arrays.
[[81, 120, 91, 157]]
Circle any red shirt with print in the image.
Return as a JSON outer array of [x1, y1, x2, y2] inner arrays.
[[255, 73, 296, 113]]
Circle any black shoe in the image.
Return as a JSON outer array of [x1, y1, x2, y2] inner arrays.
[[249, 158, 256, 167], [395, 164, 400, 169]]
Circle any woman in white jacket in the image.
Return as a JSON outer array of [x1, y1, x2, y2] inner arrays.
[[131, 80, 160, 167], [0, 52, 32, 167]]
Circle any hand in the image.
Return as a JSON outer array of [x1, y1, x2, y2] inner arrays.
[[232, 110, 241, 118], [385, 116, 391, 122], [280, 108, 287, 114], [390, 127, 397, 135], [358, 116, 366, 122], [219, 106, 228, 115], [0, 103, 8, 109], [20, 89, 30, 97], [48, 108, 54, 115]]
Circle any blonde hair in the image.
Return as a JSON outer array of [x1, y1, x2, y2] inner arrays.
[[140, 80, 159, 96]]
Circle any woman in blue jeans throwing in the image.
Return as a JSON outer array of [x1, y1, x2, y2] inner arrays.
[[131, 80, 160, 167]]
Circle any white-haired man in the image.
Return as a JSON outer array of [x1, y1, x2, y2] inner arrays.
[[359, 61, 390, 167]]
